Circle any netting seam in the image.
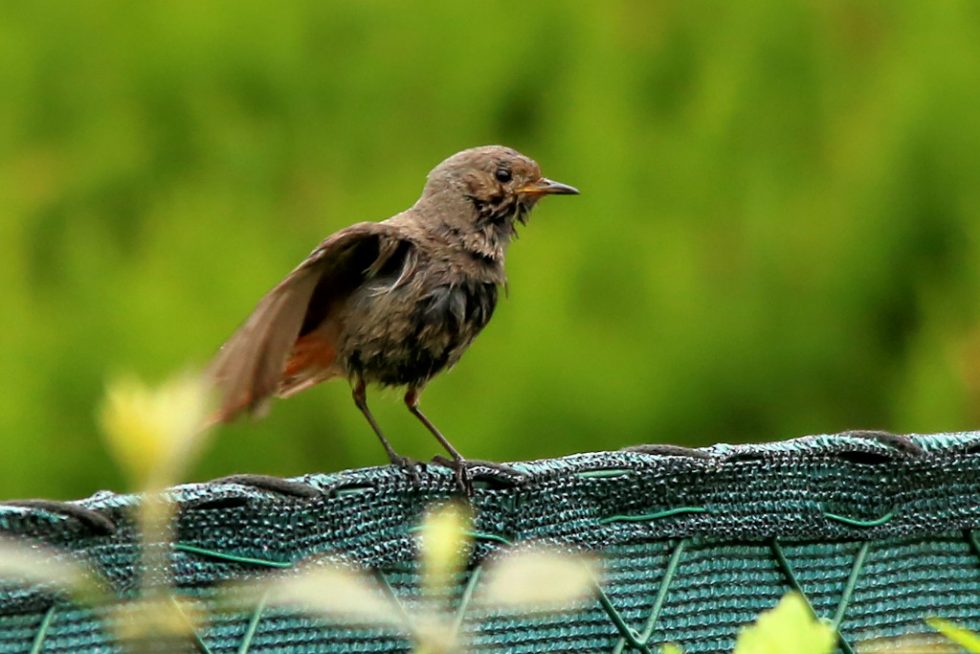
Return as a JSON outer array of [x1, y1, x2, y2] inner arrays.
[[600, 508, 710, 525], [236, 591, 268, 654], [28, 604, 56, 654], [611, 538, 688, 654], [770, 538, 855, 654], [832, 542, 871, 630], [168, 594, 213, 654], [595, 582, 650, 653]]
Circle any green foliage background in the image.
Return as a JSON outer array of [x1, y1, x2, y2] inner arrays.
[[3, 1, 980, 499]]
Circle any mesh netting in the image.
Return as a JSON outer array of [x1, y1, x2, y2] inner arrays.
[[1, 430, 979, 653]]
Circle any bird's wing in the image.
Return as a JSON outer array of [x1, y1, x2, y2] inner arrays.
[[207, 221, 411, 422]]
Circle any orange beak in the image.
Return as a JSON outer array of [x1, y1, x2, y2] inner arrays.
[[518, 177, 580, 197]]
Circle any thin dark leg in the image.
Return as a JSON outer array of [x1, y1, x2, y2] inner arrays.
[[353, 379, 420, 482], [404, 388, 470, 493], [404, 389, 464, 461]]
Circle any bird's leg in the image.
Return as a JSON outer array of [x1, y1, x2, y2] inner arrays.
[[352, 379, 422, 483], [404, 389, 465, 460], [404, 388, 471, 493]]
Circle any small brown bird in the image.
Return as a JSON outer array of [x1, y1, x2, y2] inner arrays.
[[208, 145, 578, 489]]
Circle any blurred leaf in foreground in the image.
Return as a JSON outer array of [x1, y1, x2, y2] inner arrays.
[[859, 633, 956, 654], [0, 538, 107, 606], [248, 502, 598, 654], [734, 593, 835, 654], [479, 546, 597, 611], [99, 371, 214, 491], [261, 561, 399, 626], [421, 502, 471, 603], [97, 369, 216, 651], [927, 618, 980, 653]]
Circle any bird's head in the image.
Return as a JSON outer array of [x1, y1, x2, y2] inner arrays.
[[415, 145, 578, 259]]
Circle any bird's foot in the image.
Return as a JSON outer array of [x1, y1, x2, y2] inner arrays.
[[431, 456, 525, 494], [389, 454, 425, 485], [430, 455, 471, 495]]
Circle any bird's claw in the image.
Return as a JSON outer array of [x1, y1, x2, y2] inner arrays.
[[390, 454, 425, 485], [431, 456, 524, 494], [429, 455, 471, 494], [454, 464, 472, 495]]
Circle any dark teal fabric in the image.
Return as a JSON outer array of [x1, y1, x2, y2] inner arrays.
[[1, 431, 979, 653]]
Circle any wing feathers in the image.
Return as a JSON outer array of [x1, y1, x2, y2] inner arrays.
[[207, 221, 412, 423], [207, 268, 322, 421]]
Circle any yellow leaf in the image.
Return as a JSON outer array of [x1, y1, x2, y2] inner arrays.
[[927, 618, 980, 653], [0, 538, 108, 605], [259, 563, 401, 626], [411, 616, 458, 654], [420, 503, 471, 599], [734, 593, 836, 654], [480, 546, 598, 611], [99, 371, 213, 490], [111, 595, 203, 644], [859, 633, 956, 654]]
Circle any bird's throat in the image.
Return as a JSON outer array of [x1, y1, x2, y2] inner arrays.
[[414, 188, 522, 264]]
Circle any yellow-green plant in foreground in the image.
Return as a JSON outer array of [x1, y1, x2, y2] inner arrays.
[[927, 618, 980, 653], [0, 540, 108, 608], [100, 372, 213, 492], [247, 503, 598, 654], [98, 370, 216, 649], [733, 594, 836, 654], [662, 593, 837, 654], [0, 371, 215, 652]]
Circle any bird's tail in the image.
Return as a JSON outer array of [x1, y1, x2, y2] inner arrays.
[[276, 333, 341, 398]]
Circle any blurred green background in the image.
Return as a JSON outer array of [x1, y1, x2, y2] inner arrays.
[[3, 1, 980, 499]]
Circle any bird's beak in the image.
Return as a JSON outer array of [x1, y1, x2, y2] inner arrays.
[[518, 177, 580, 197]]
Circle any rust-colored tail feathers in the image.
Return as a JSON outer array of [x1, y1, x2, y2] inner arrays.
[[277, 331, 340, 398]]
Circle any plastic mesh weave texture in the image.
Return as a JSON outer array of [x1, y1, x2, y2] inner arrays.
[[1, 431, 979, 653]]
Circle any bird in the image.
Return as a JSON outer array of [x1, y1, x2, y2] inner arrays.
[[207, 145, 578, 490]]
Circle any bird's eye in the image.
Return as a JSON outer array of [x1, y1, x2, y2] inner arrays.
[[495, 168, 512, 183]]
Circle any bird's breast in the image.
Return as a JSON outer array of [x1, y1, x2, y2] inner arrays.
[[418, 280, 498, 334], [337, 271, 499, 387]]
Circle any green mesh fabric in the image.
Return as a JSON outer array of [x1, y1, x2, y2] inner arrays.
[[1, 431, 979, 653]]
